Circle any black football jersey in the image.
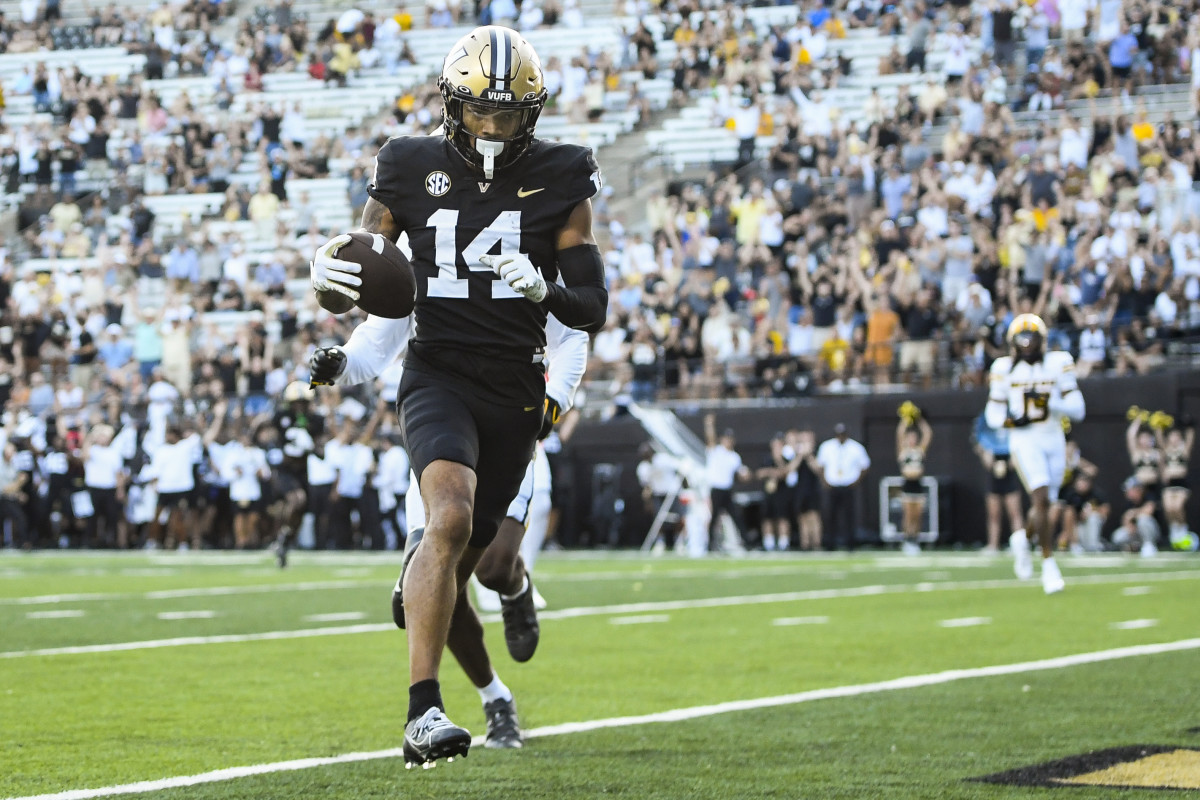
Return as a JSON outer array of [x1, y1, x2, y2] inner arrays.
[[368, 135, 601, 406]]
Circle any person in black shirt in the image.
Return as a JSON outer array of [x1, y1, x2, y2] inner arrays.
[[309, 26, 607, 766], [899, 287, 940, 387]]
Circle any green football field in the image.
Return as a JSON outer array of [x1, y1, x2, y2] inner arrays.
[[2, 550, 1199, 800]]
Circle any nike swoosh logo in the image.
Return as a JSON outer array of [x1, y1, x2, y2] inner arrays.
[[524, 406, 537, 412], [516, 187, 545, 198]]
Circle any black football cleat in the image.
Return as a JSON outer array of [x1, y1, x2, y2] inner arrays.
[[392, 527, 424, 629], [483, 698, 523, 749], [500, 573, 540, 663], [403, 707, 471, 768]]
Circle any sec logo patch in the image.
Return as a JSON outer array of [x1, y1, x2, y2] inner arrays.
[[426, 171, 451, 196]]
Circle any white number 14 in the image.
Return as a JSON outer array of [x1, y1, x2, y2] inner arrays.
[[427, 209, 525, 300]]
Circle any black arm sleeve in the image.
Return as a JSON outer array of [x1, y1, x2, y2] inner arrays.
[[541, 243, 608, 334]]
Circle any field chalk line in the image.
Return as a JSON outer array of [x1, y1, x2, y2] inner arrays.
[[5, 637, 1200, 800], [4, 569, 1199, 659]]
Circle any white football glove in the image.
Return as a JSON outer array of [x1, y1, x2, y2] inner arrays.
[[480, 253, 548, 303], [310, 234, 362, 302]]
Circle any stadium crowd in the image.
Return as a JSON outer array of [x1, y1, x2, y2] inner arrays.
[[0, 0, 1198, 550]]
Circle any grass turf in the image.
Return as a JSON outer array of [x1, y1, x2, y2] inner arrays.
[[1, 551, 1198, 799]]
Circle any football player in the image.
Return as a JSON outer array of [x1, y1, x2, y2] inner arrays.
[[308, 24, 606, 769], [985, 314, 1085, 594], [308, 310, 587, 750]]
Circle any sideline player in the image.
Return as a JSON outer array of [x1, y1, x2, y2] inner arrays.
[[985, 314, 1085, 594], [309, 24, 605, 761]]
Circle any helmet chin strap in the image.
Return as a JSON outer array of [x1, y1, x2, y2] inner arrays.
[[475, 138, 505, 180]]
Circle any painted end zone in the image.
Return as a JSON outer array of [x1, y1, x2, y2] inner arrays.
[[972, 746, 1200, 790]]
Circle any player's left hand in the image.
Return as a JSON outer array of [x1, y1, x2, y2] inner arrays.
[[481, 253, 548, 303], [539, 396, 562, 440]]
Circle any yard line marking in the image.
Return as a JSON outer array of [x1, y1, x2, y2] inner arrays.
[[303, 612, 366, 623], [156, 611, 216, 620], [4, 570, 1200, 659], [0, 624, 393, 659], [25, 610, 85, 619], [609, 614, 669, 625], [7, 637, 1200, 800], [772, 616, 829, 626], [939, 617, 991, 628], [1122, 586, 1153, 596], [0, 580, 376, 606], [1112, 619, 1159, 630]]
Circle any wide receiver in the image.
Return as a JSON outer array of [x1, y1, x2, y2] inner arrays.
[[309, 26, 607, 767], [309, 310, 587, 750], [985, 314, 1085, 594]]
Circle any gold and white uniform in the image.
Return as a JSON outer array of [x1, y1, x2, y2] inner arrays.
[[985, 351, 1086, 500]]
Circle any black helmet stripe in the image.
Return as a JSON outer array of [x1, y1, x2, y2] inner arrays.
[[489, 28, 511, 90]]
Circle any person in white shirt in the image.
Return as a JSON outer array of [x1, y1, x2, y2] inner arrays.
[[816, 424, 871, 550], [145, 424, 203, 550], [308, 310, 588, 749], [306, 433, 338, 550], [327, 421, 377, 550], [637, 443, 684, 552], [223, 431, 270, 549], [985, 314, 1086, 594], [704, 414, 752, 552], [81, 424, 130, 548], [1075, 313, 1108, 377], [376, 436, 411, 550]]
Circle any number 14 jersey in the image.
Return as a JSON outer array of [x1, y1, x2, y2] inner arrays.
[[368, 134, 601, 406]]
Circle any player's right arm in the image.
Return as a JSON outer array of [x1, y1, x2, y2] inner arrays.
[[984, 357, 1011, 430], [357, 197, 403, 243]]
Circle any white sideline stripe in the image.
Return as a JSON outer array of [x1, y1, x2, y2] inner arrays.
[[7, 560, 1200, 606], [939, 617, 991, 628], [609, 614, 670, 625], [156, 611, 216, 620], [772, 616, 829, 626], [25, 610, 85, 619], [303, 612, 366, 622], [1122, 586, 1153, 596], [7, 637, 1200, 800], [5, 569, 1200, 660], [1112, 618, 1159, 630]]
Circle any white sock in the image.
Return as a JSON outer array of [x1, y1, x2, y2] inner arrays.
[[478, 674, 513, 705], [501, 574, 529, 602], [1012, 528, 1027, 543]]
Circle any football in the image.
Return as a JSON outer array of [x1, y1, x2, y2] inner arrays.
[[316, 232, 416, 319]]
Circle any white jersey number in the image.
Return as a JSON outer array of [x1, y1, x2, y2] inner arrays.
[[427, 209, 525, 300]]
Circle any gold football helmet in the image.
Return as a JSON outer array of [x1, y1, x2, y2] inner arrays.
[[438, 26, 547, 179], [1006, 313, 1047, 361]]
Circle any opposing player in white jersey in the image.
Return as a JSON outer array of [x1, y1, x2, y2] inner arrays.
[[985, 314, 1086, 594], [308, 310, 587, 748]]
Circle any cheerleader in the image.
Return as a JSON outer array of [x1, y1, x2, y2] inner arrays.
[[1157, 418, 1194, 549], [1126, 411, 1163, 508], [895, 403, 932, 556]]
